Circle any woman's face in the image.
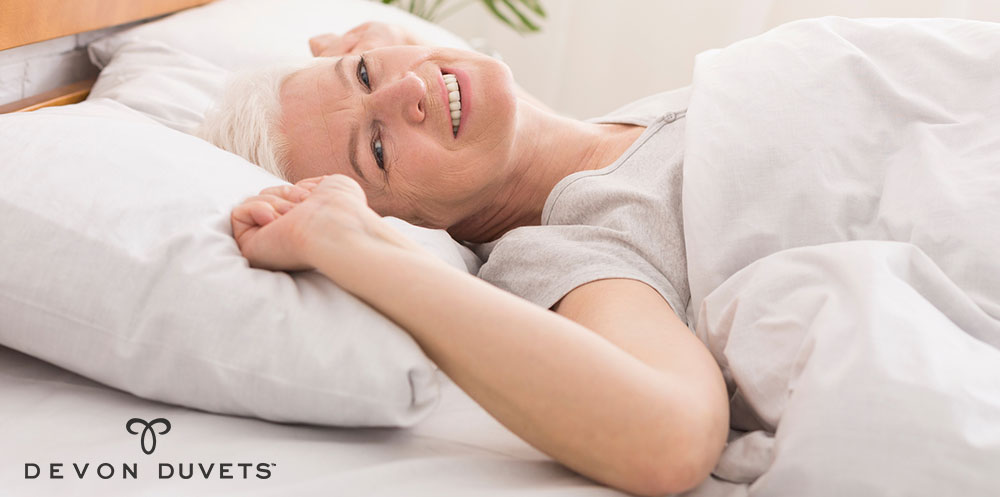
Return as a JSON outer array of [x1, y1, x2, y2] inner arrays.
[[279, 45, 519, 228]]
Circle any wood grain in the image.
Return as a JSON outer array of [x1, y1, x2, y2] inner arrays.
[[0, 0, 212, 50], [0, 79, 95, 113]]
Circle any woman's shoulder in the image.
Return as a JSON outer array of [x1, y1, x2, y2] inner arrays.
[[588, 86, 691, 126]]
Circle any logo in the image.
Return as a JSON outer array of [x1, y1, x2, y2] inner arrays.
[[23, 417, 276, 481], [126, 418, 172, 455]]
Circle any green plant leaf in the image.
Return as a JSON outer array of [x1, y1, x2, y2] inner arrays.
[[432, 0, 478, 21], [427, 0, 446, 20], [480, 0, 519, 31], [516, 0, 545, 17], [500, 0, 540, 31], [373, 0, 545, 32]]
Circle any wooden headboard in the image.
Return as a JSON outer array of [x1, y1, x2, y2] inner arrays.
[[0, 0, 212, 112]]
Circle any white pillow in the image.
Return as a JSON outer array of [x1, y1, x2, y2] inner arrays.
[[87, 40, 229, 134], [0, 99, 472, 427], [87, 37, 483, 270], [88, 0, 471, 71]]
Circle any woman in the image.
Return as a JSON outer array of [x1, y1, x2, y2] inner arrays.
[[201, 22, 729, 496]]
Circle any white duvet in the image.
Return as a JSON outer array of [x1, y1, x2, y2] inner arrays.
[[680, 17, 1000, 495]]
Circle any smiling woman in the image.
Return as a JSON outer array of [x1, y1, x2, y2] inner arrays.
[[195, 13, 1000, 496], [197, 20, 729, 497], [277, 45, 527, 233]]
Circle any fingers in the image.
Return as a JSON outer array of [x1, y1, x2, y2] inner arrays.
[[340, 30, 362, 54], [315, 174, 367, 203], [309, 26, 363, 57], [288, 175, 364, 199], [247, 201, 280, 226], [231, 202, 265, 243], [294, 176, 324, 192], [310, 22, 405, 57], [252, 176, 368, 216], [346, 23, 392, 53], [348, 21, 377, 33], [309, 33, 342, 57], [232, 199, 276, 232], [250, 194, 298, 215], [259, 184, 310, 202], [231, 193, 297, 239]]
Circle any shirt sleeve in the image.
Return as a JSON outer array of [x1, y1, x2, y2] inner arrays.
[[476, 224, 688, 325]]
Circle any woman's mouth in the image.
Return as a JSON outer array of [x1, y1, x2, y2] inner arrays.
[[443, 73, 462, 137]]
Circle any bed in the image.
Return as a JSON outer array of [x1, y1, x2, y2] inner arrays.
[[3, 1, 1000, 496]]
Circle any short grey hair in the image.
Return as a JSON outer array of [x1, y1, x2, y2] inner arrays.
[[197, 61, 313, 181]]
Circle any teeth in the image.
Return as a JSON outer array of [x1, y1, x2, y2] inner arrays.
[[443, 73, 461, 136]]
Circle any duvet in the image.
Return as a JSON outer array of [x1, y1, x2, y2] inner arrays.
[[680, 17, 1000, 495]]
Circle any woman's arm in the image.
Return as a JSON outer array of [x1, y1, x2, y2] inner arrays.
[[233, 176, 729, 496]]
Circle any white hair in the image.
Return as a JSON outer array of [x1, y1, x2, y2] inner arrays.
[[197, 61, 314, 180]]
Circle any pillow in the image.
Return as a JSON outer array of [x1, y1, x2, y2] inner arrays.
[[88, 0, 471, 71], [0, 99, 474, 427], [87, 39, 229, 134], [87, 37, 483, 269]]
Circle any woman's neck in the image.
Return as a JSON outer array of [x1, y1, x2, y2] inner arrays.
[[448, 99, 644, 243]]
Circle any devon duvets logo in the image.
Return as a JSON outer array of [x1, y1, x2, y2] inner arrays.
[[23, 417, 276, 480], [126, 418, 172, 455]]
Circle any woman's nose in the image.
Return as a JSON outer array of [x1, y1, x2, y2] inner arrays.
[[374, 71, 426, 124]]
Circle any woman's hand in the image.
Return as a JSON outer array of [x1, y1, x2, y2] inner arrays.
[[231, 175, 391, 272], [309, 22, 423, 57]]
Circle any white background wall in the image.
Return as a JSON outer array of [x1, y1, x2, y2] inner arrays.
[[440, 0, 1000, 119]]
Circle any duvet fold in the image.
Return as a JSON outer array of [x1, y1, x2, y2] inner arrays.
[[681, 17, 1000, 495]]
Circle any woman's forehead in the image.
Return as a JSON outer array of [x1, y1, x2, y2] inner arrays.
[[289, 58, 350, 107], [279, 58, 363, 184], [284, 57, 364, 137]]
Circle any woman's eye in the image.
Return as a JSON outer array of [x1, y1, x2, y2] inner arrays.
[[372, 135, 385, 170], [357, 56, 371, 89]]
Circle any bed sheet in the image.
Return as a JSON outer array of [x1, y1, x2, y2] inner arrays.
[[0, 344, 603, 496], [0, 345, 745, 496]]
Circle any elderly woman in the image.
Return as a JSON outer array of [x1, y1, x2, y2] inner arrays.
[[199, 22, 728, 496]]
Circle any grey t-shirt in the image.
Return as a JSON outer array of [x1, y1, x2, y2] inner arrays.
[[473, 88, 691, 324]]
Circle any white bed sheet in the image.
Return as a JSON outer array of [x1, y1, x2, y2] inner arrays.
[[0, 345, 681, 496], [0, 344, 751, 496]]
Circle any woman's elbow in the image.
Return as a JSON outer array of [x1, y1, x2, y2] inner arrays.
[[628, 452, 716, 496], [622, 402, 729, 496], [621, 448, 717, 496]]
